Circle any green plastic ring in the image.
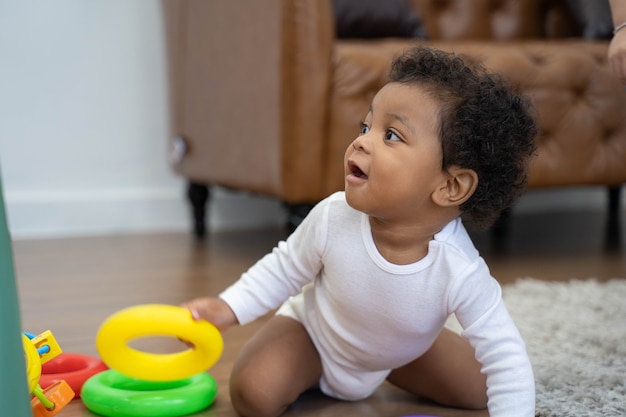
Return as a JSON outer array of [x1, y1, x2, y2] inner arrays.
[[81, 369, 217, 417]]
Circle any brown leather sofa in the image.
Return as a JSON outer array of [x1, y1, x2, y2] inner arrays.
[[164, 0, 626, 236]]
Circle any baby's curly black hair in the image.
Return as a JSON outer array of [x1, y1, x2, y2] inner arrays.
[[389, 46, 537, 229]]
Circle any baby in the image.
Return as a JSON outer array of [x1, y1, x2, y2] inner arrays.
[[184, 45, 537, 417]]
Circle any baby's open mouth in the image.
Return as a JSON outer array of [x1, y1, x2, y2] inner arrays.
[[348, 161, 368, 179]]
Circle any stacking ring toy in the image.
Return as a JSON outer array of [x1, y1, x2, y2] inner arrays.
[[96, 304, 223, 381], [81, 369, 218, 417], [40, 353, 108, 397], [31, 381, 76, 417]]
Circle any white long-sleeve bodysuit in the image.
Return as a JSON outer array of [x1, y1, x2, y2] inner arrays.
[[220, 192, 535, 417]]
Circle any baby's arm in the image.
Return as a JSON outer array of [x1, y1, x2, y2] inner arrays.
[[462, 299, 535, 417], [182, 297, 238, 332], [450, 266, 535, 417], [185, 195, 330, 327]]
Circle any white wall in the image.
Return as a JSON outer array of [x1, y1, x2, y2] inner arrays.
[[0, 0, 284, 239], [0, 1, 620, 240]]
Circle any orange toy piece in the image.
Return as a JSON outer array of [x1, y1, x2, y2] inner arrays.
[[31, 381, 75, 417]]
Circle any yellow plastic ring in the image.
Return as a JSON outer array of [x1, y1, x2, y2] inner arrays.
[[23, 333, 42, 392], [96, 304, 223, 381]]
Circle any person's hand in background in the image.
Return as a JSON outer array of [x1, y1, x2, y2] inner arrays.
[[609, 0, 626, 84]]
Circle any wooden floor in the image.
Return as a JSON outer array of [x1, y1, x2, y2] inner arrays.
[[14, 208, 625, 417]]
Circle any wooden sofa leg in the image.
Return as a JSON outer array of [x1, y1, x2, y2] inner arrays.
[[187, 181, 210, 239], [608, 186, 622, 217], [285, 203, 315, 233], [605, 186, 622, 250], [490, 207, 512, 252]]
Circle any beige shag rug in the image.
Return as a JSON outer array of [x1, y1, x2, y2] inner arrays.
[[448, 278, 626, 417]]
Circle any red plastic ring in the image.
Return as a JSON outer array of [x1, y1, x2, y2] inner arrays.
[[40, 353, 108, 397]]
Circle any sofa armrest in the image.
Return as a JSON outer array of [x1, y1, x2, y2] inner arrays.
[[280, 0, 335, 200], [166, 0, 334, 202]]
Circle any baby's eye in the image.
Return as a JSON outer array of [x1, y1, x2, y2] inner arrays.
[[384, 130, 401, 142], [359, 123, 370, 135]]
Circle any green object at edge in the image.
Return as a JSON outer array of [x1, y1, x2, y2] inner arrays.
[[0, 172, 33, 416]]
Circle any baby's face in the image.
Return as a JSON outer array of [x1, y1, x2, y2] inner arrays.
[[344, 82, 446, 221]]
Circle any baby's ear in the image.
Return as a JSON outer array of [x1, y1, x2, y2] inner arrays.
[[432, 167, 478, 208]]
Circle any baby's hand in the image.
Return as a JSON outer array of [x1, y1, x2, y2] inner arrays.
[[181, 297, 238, 332]]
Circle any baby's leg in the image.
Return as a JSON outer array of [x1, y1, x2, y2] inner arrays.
[[230, 315, 322, 417], [386, 328, 487, 410]]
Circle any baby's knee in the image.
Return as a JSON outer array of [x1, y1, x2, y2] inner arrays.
[[229, 375, 288, 417]]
